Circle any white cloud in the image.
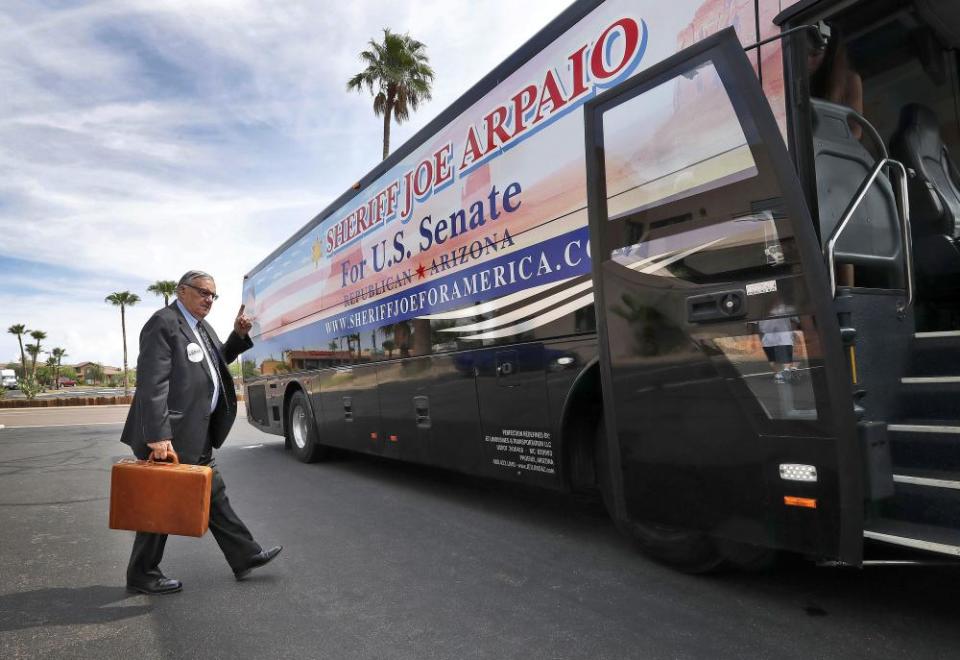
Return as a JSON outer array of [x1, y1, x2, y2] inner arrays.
[[0, 0, 564, 366], [1, 293, 147, 370]]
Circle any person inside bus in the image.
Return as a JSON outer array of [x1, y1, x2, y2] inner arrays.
[[808, 26, 863, 139], [809, 24, 863, 288]]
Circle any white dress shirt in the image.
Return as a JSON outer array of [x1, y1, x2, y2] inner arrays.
[[176, 300, 221, 413]]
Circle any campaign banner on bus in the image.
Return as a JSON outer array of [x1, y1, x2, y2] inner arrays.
[[242, 0, 765, 365]]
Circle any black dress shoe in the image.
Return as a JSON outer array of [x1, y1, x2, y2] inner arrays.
[[234, 545, 282, 581], [126, 576, 182, 595]]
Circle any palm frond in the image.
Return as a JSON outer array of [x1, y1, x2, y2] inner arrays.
[[372, 92, 388, 117], [346, 27, 435, 158]]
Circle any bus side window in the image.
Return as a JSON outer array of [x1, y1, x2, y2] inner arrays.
[[430, 318, 459, 354], [376, 321, 430, 359], [409, 319, 432, 357]]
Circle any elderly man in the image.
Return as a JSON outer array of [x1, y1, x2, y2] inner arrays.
[[121, 270, 281, 595]]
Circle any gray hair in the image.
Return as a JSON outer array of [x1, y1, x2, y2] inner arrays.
[[177, 270, 215, 288]]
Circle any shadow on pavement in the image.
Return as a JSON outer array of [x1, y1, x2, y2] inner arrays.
[[0, 585, 151, 631]]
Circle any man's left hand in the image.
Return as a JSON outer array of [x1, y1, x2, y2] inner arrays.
[[234, 304, 253, 338]]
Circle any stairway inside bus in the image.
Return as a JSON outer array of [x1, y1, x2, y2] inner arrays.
[[872, 326, 960, 557], [803, 0, 960, 560]]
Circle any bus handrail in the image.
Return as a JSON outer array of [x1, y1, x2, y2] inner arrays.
[[825, 157, 914, 311]]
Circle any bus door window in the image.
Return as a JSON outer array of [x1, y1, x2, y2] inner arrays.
[[607, 206, 819, 424], [603, 64, 817, 428]]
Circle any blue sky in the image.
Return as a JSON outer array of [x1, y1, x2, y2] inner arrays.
[[0, 0, 562, 368]]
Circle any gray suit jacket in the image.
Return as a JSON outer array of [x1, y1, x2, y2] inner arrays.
[[120, 302, 253, 463]]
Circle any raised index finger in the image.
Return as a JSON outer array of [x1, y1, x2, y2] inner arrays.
[[237, 303, 246, 317]]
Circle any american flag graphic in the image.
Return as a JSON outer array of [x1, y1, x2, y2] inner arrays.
[[245, 229, 334, 340], [245, 157, 499, 342]]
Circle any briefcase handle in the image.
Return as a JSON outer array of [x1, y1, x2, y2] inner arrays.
[[147, 449, 180, 464]]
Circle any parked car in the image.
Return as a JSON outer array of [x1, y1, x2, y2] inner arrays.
[[57, 376, 77, 387], [1, 369, 17, 389]]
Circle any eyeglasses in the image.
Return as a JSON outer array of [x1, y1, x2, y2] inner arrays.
[[183, 283, 219, 301]]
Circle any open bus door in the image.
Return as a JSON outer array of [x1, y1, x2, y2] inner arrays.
[[584, 29, 863, 568]]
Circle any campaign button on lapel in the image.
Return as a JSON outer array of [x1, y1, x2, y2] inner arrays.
[[186, 342, 204, 362]]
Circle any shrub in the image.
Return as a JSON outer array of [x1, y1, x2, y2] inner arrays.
[[19, 378, 42, 400]]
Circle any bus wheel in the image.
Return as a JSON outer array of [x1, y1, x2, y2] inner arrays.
[[286, 391, 327, 463], [623, 522, 727, 574], [595, 420, 724, 574], [627, 513, 776, 573]]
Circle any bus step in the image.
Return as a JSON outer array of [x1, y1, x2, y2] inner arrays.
[[888, 422, 960, 472], [880, 469, 960, 529], [910, 331, 960, 377], [914, 330, 960, 339], [896, 379, 960, 419], [864, 519, 960, 558], [893, 471, 960, 490]]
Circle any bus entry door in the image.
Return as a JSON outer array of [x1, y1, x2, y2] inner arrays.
[[584, 29, 862, 563]]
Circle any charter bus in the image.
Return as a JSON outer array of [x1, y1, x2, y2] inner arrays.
[[241, 0, 960, 570]]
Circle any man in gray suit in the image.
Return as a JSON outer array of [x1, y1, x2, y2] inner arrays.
[[121, 270, 281, 595]]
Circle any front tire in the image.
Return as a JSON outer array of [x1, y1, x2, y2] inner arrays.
[[286, 391, 328, 463], [595, 419, 725, 573]]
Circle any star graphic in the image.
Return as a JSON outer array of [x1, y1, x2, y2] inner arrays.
[[311, 237, 322, 268], [415, 262, 427, 279]]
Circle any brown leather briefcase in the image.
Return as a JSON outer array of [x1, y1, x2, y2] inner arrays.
[[109, 450, 212, 537]]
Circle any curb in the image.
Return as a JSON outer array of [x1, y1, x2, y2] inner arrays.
[[0, 396, 134, 409]]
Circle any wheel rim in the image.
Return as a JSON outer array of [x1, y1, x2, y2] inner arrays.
[[291, 403, 308, 450]]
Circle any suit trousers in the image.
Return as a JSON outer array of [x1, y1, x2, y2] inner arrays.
[[127, 457, 262, 580]]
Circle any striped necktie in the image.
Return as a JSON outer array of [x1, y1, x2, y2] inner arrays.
[[196, 322, 223, 394]]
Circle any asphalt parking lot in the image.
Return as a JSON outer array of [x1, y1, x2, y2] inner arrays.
[[2, 410, 960, 659]]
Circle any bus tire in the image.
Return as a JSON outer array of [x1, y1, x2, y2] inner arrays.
[[286, 390, 327, 463], [596, 419, 724, 574]]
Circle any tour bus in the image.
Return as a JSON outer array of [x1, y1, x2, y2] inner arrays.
[[241, 0, 960, 570]]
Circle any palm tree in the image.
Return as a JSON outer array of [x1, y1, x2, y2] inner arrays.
[[344, 28, 437, 351], [44, 356, 57, 388], [51, 347, 67, 389], [25, 346, 39, 383], [105, 291, 140, 395], [347, 28, 434, 160], [28, 330, 46, 378], [7, 324, 29, 380], [147, 280, 177, 306]]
